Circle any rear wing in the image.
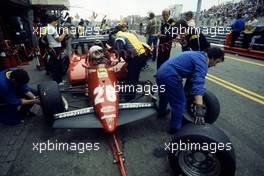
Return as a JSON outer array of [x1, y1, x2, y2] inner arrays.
[[71, 35, 109, 45]]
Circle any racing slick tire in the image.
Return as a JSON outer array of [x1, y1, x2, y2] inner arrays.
[[168, 123, 236, 176], [38, 81, 65, 124], [185, 90, 220, 124]]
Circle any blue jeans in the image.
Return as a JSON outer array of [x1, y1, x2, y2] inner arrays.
[[147, 35, 158, 61], [0, 87, 38, 125], [157, 70, 185, 129]]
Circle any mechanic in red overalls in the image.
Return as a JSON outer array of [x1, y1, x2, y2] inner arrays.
[[0, 68, 40, 125], [157, 48, 224, 134]]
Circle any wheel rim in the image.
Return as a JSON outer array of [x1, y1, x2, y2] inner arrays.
[[185, 101, 208, 122], [178, 150, 221, 176]]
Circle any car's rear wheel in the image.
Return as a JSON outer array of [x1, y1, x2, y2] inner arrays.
[[168, 123, 236, 176], [38, 81, 66, 124]]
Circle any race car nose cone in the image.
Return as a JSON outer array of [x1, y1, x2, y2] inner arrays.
[[102, 114, 117, 133]]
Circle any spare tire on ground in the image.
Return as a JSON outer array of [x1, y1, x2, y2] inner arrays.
[[38, 81, 65, 124], [185, 90, 220, 124], [168, 123, 236, 176]]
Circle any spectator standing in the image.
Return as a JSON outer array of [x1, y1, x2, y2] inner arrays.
[[77, 20, 85, 38], [146, 12, 160, 61], [230, 13, 245, 47], [243, 14, 259, 49], [64, 17, 75, 55], [139, 22, 143, 35]]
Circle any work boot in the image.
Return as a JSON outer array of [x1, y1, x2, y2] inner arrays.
[[157, 109, 170, 118]]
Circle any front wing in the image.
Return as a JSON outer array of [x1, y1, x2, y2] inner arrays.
[[52, 102, 157, 128]]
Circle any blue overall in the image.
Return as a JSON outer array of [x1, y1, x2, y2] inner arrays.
[[0, 68, 36, 125], [156, 51, 208, 129]]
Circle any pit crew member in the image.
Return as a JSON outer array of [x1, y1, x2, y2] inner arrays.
[[0, 68, 40, 125], [156, 47, 224, 134]]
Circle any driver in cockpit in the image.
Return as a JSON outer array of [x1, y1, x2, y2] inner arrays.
[[89, 45, 118, 66]]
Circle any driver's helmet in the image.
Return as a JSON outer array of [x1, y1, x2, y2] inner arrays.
[[89, 45, 108, 65]]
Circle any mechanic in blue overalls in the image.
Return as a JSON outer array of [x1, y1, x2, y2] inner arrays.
[[0, 68, 40, 125], [157, 47, 224, 134]]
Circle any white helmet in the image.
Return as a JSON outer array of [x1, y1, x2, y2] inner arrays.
[[89, 45, 107, 64], [89, 45, 103, 55]]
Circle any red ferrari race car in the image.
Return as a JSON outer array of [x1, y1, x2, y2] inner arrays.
[[38, 34, 236, 176], [38, 35, 157, 176]]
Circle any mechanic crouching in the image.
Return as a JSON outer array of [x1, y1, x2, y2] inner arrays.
[[156, 47, 224, 134], [0, 68, 40, 125], [113, 24, 150, 101]]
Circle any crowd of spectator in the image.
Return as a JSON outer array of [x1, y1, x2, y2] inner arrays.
[[200, 0, 264, 26]]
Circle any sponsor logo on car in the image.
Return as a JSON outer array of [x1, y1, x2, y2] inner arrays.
[[97, 68, 108, 78], [101, 106, 116, 113], [55, 108, 94, 119]]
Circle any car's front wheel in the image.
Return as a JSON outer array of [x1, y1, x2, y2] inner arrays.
[[38, 81, 66, 124]]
